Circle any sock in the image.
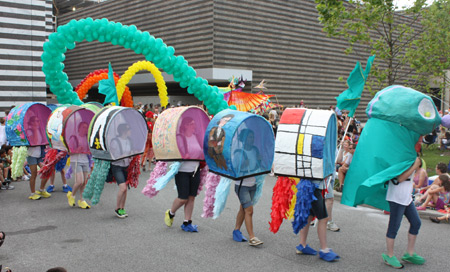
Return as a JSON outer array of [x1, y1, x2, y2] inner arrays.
[[183, 220, 190, 226], [169, 211, 175, 218], [320, 248, 330, 253], [63, 184, 68, 188]]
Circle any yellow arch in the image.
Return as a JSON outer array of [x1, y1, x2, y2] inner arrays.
[[116, 61, 169, 107]]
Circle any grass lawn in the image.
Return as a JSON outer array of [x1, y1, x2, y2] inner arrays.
[[421, 144, 450, 176]]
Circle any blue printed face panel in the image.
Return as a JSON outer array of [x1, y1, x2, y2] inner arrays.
[[204, 109, 275, 179], [273, 108, 337, 179]]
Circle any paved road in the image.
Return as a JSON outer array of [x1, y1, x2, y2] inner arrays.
[[0, 173, 448, 271]]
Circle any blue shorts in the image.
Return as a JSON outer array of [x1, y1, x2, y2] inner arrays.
[[27, 156, 43, 166], [235, 184, 256, 209], [111, 165, 128, 185]]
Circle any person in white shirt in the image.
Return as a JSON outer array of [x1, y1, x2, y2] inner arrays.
[[66, 122, 91, 209], [382, 157, 425, 268], [110, 123, 133, 218], [164, 117, 203, 232], [232, 129, 264, 246], [25, 116, 51, 200]]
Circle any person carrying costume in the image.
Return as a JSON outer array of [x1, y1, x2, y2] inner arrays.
[[67, 122, 92, 209], [382, 157, 425, 268], [165, 117, 204, 232], [26, 116, 51, 200], [232, 129, 264, 246], [269, 108, 340, 262], [208, 114, 234, 170], [110, 123, 133, 218]]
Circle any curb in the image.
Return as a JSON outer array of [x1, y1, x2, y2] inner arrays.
[[332, 191, 444, 220]]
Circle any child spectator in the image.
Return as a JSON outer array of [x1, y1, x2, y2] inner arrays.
[[416, 174, 450, 211], [337, 143, 356, 192]]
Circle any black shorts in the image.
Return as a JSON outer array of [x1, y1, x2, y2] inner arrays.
[[111, 165, 128, 185], [175, 170, 201, 200], [310, 189, 328, 220]]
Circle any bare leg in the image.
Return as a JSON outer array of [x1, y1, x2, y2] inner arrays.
[[386, 237, 395, 257], [72, 171, 85, 199], [170, 198, 188, 215], [29, 164, 37, 193], [243, 206, 255, 239], [60, 170, 67, 185], [49, 171, 55, 186], [326, 198, 333, 222], [317, 218, 328, 250], [183, 196, 195, 221], [406, 234, 417, 255], [116, 183, 127, 210], [235, 205, 245, 230], [299, 216, 313, 247]]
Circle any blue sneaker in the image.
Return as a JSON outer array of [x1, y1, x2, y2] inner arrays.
[[62, 185, 72, 193], [46, 185, 55, 193], [319, 249, 340, 262], [181, 223, 198, 232], [233, 229, 248, 242], [296, 244, 317, 255]]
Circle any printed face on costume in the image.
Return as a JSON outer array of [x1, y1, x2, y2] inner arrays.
[[79, 122, 89, 136], [219, 116, 233, 127]]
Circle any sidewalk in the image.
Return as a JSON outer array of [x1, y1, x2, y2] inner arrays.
[[333, 191, 445, 220]]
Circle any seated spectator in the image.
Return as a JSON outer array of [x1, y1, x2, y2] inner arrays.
[[0, 149, 14, 190], [413, 159, 428, 192], [417, 174, 450, 210], [440, 131, 450, 151], [337, 143, 356, 192], [351, 129, 360, 143]]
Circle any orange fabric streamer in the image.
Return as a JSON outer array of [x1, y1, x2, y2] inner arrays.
[[75, 69, 133, 107]]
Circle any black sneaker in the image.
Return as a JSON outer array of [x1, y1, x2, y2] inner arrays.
[[115, 209, 126, 219]]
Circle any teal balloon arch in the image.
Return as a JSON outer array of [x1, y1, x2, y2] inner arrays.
[[41, 17, 235, 114]]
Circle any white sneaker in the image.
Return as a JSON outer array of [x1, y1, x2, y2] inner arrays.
[[327, 221, 340, 232], [22, 175, 30, 181]]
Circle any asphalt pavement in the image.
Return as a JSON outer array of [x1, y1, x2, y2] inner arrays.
[[0, 172, 448, 271]]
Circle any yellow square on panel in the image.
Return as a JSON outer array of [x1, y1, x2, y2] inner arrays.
[[297, 134, 304, 154]]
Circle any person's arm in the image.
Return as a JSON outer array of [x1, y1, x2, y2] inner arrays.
[[417, 170, 428, 188], [397, 157, 421, 183], [428, 185, 444, 194]]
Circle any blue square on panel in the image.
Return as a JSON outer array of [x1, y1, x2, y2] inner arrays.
[[311, 135, 324, 159]]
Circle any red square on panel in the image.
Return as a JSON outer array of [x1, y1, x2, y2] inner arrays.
[[279, 108, 305, 124]]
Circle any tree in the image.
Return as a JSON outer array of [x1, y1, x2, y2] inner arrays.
[[315, 0, 428, 93], [407, 0, 450, 92]]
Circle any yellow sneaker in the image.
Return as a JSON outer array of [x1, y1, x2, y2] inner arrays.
[[78, 200, 91, 209], [36, 190, 51, 198], [28, 193, 41, 200], [67, 191, 75, 207], [165, 209, 174, 227]]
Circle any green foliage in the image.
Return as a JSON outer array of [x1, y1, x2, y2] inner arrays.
[[407, 0, 450, 92], [315, 0, 428, 93]]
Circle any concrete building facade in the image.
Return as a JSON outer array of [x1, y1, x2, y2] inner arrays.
[[0, 0, 53, 113]]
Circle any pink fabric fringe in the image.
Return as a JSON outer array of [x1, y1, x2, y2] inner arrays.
[[141, 161, 168, 198], [201, 171, 221, 218], [196, 165, 209, 196]]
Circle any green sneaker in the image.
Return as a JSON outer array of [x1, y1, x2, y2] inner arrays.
[[401, 252, 425, 265], [382, 254, 404, 269], [119, 209, 128, 217]]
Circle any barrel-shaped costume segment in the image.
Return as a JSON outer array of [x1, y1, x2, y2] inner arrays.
[[88, 106, 147, 161], [204, 109, 275, 180], [6, 103, 51, 146], [152, 106, 210, 161], [273, 108, 337, 180]]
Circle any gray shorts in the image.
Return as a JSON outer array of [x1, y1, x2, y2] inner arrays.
[[71, 162, 90, 173], [235, 184, 257, 209], [27, 156, 43, 165]]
